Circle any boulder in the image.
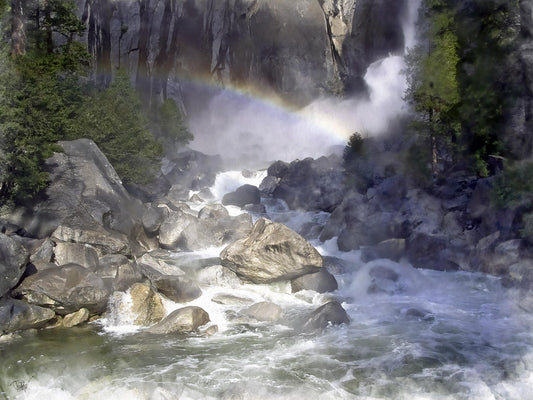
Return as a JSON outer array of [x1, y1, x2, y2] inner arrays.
[[222, 184, 261, 208], [147, 306, 210, 334], [0, 298, 55, 334], [52, 221, 130, 256], [150, 276, 202, 303], [158, 210, 197, 249], [129, 283, 165, 326], [0, 233, 29, 297], [360, 238, 406, 262], [62, 308, 90, 328], [244, 302, 283, 322], [96, 254, 131, 278], [220, 218, 323, 284], [5, 139, 145, 239], [114, 262, 144, 292], [142, 204, 169, 235], [196, 265, 242, 288], [30, 238, 54, 263], [303, 301, 350, 332], [137, 252, 185, 276], [291, 269, 338, 293], [271, 156, 344, 212], [13, 264, 111, 315], [53, 242, 99, 270], [179, 212, 253, 251]]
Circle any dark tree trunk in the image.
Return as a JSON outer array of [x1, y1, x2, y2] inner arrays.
[[11, 0, 25, 56]]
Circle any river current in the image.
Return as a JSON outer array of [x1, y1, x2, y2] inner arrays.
[[1, 171, 533, 400]]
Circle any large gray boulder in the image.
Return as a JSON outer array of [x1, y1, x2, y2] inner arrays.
[[5, 139, 146, 239], [158, 210, 197, 249], [147, 306, 210, 334], [220, 218, 323, 284], [244, 302, 283, 322], [53, 242, 99, 270], [13, 264, 111, 315], [0, 298, 55, 334], [0, 233, 29, 298]]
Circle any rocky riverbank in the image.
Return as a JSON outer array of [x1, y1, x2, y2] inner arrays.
[[1, 137, 533, 338]]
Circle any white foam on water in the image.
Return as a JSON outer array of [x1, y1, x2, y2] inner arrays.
[[210, 170, 267, 202]]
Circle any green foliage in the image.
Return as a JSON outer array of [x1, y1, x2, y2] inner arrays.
[[70, 70, 163, 184], [151, 98, 193, 154], [491, 161, 533, 208], [342, 132, 373, 192]]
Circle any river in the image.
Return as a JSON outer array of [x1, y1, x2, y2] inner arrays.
[[1, 171, 533, 400]]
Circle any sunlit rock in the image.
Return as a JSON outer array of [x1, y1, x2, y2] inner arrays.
[[0, 233, 29, 298], [158, 210, 196, 249], [220, 218, 323, 284], [13, 264, 111, 315], [62, 308, 90, 328], [54, 242, 99, 270], [0, 298, 55, 334], [147, 306, 210, 334], [129, 283, 165, 326]]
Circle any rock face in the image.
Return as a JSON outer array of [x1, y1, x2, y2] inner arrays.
[[0, 298, 55, 334], [129, 283, 165, 326], [147, 306, 210, 334], [77, 0, 408, 106], [13, 264, 111, 315], [0, 233, 29, 298], [220, 218, 323, 284], [53, 242, 99, 270]]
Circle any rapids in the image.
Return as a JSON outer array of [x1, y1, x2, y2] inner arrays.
[[1, 171, 533, 400]]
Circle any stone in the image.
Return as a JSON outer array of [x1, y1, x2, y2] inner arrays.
[[30, 238, 54, 263], [114, 262, 144, 292], [196, 265, 242, 288], [54, 242, 99, 270], [291, 269, 338, 293], [147, 306, 210, 334], [0, 233, 29, 298], [137, 252, 185, 276], [62, 308, 90, 328], [360, 238, 406, 262], [158, 210, 197, 249], [13, 264, 111, 315], [129, 283, 165, 326], [151, 276, 202, 303], [303, 301, 350, 332], [0, 298, 55, 334], [220, 218, 323, 284], [52, 222, 130, 256], [222, 184, 261, 208], [96, 254, 130, 278], [244, 302, 283, 322], [142, 204, 169, 235]]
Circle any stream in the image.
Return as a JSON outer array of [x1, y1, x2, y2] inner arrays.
[[1, 171, 533, 400]]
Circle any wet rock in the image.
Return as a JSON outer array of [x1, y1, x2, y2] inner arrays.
[[13, 264, 111, 315], [147, 306, 210, 334], [54, 242, 99, 270], [211, 294, 255, 306], [151, 275, 202, 303], [244, 302, 283, 322], [361, 238, 406, 262], [129, 283, 165, 326], [114, 262, 144, 292], [0, 298, 55, 334], [291, 269, 338, 293], [196, 265, 242, 288], [406, 232, 449, 270], [137, 252, 185, 276], [222, 184, 261, 208], [258, 175, 279, 195], [0, 233, 29, 297], [220, 218, 323, 284], [96, 254, 130, 278], [368, 265, 399, 282], [62, 308, 90, 328], [303, 301, 350, 332]]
